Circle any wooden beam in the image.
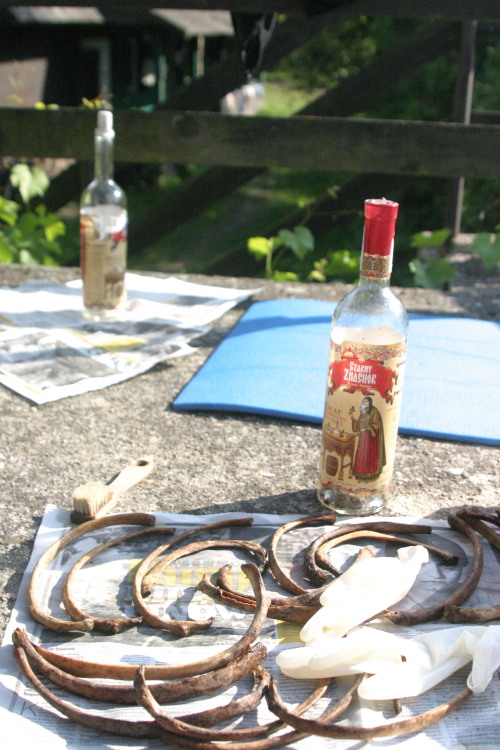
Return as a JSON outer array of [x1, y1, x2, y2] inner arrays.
[[1, 108, 498, 179], [128, 20, 460, 253], [0, 1, 498, 22]]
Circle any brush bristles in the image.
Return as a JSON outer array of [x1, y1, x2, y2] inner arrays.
[[72, 481, 109, 515]]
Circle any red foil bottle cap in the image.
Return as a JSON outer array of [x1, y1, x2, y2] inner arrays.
[[363, 198, 399, 257]]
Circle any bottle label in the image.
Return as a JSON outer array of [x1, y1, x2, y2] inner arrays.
[[318, 337, 406, 496], [360, 252, 392, 280], [81, 207, 127, 311]]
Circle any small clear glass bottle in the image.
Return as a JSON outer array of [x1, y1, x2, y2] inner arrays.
[[80, 110, 128, 320], [317, 198, 408, 516]]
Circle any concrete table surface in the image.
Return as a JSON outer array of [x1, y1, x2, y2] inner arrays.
[[0, 240, 498, 642]]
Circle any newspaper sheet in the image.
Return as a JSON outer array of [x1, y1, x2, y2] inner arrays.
[[0, 275, 258, 404], [0, 506, 499, 750]]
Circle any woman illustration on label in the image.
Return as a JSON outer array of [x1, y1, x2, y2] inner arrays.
[[349, 396, 386, 480]]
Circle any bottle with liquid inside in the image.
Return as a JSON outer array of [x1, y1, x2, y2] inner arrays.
[[80, 110, 127, 320], [317, 198, 408, 516]]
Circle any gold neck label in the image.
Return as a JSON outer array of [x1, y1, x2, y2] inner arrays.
[[360, 253, 392, 280]]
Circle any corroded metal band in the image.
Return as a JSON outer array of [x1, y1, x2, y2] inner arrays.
[[360, 253, 392, 279]]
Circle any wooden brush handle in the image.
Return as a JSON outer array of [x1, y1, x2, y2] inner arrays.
[[107, 457, 154, 500]]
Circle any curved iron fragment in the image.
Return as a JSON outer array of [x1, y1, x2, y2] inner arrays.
[[141, 517, 255, 596], [211, 548, 377, 623], [198, 571, 317, 624], [13, 640, 159, 739], [268, 513, 336, 595], [303, 521, 434, 585], [456, 508, 500, 552], [386, 513, 483, 626], [133, 539, 266, 636], [62, 526, 175, 633], [179, 666, 271, 728], [217, 563, 327, 608], [136, 665, 334, 747], [266, 675, 472, 740], [28, 512, 157, 633], [314, 529, 459, 584], [32, 562, 270, 681], [13, 628, 266, 705], [444, 602, 500, 624]]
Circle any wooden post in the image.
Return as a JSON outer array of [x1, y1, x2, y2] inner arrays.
[[445, 20, 477, 236]]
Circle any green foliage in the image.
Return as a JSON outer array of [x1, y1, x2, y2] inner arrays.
[[408, 257, 455, 290], [408, 229, 454, 289], [0, 164, 66, 265], [247, 225, 360, 283], [309, 250, 360, 283], [409, 228, 500, 288], [34, 101, 60, 110], [10, 164, 50, 205], [0, 195, 19, 226], [269, 17, 377, 91], [472, 232, 500, 270], [259, 81, 320, 117], [278, 226, 315, 259], [473, 37, 500, 110], [248, 226, 315, 280], [409, 228, 452, 249]]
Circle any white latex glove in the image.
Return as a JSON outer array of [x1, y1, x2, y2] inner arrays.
[[277, 626, 417, 679], [300, 545, 429, 644], [358, 625, 500, 700]]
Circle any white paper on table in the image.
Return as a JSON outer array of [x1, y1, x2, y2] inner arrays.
[[0, 275, 259, 403]]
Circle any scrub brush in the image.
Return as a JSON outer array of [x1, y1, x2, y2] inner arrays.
[[70, 456, 154, 524]]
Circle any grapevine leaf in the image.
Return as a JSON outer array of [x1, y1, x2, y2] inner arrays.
[[472, 233, 500, 270], [10, 164, 50, 205], [247, 236, 271, 259], [0, 196, 20, 226]]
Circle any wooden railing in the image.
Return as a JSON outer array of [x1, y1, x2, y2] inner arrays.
[[1, 107, 498, 179]]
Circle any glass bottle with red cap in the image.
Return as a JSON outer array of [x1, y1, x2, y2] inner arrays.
[[317, 198, 408, 516]]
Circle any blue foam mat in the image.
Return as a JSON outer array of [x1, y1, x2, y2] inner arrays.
[[173, 299, 500, 446]]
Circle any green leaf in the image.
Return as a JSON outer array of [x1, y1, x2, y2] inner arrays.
[[17, 211, 39, 235], [44, 219, 66, 242], [308, 257, 328, 282], [0, 196, 20, 226], [323, 249, 360, 280], [42, 254, 59, 266], [278, 226, 314, 260], [10, 164, 50, 205], [0, 234, 14, 261], [269, 235, 284, 252], [19, 248, 39, 265], [472, 233, 500, 270], [409, 257, 454, 289], [293, 225, 315, 251], [34, 206, 66, 241], [308, 268, 326, 282], [409, 258, 430, 287], [410, 228, 451, 248], [277, 228, 297, 250], [247, 236, 271, 259], [272, 270, 299, 281]]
